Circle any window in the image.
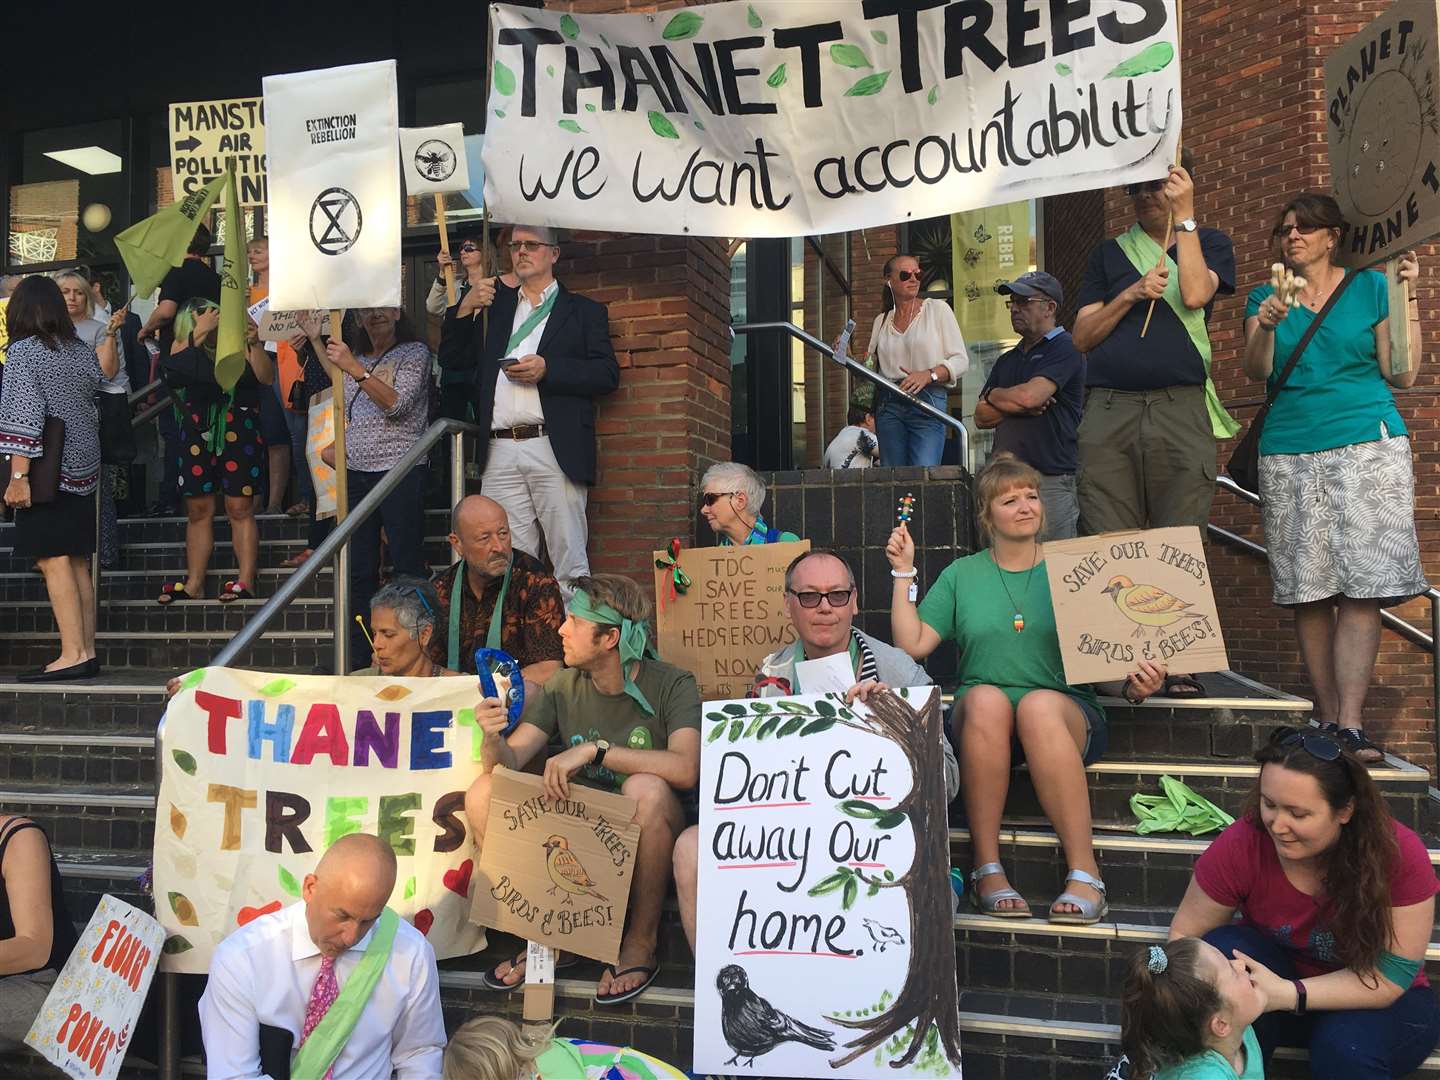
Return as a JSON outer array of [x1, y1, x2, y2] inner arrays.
[[7, 121, 128, 272]]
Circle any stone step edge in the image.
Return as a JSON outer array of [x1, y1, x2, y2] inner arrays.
[[0, 630, 332, 641], [6, 598, 331, 610]]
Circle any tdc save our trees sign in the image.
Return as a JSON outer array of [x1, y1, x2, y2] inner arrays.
[[693, 689, 963, 1079]]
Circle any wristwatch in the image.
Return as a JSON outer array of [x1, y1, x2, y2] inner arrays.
[[356, 371, 371, 384], [1176, 218, 1198, 233], [592, 739, 611, 769], [929, 369, 940, 382]]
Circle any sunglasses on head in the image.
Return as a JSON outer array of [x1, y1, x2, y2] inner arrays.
[[699, 491, 736, 508], [893, 269, 920, 282], [1272, 224, 1326, 239], [787, 588, 855, 609], [1273, 727, 1342, 761], [1125, 179, 1166, 197]]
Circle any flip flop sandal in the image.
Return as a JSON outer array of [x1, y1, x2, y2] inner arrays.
[[969, 862, 1031, 918], [217, 581, 255, 603], [594, 961, 660, 1005], [1337, 727, 1384, 764], [281, 549, 314, 568], [1163, 674, 1207, 699], [157, 582, 192, 605], [285, 501, 311, 517], [478, 948, 579, 992], [1049, 868, 1108, 926]]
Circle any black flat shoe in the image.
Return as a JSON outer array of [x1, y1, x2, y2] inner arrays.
[[18, 660, 96, 683]]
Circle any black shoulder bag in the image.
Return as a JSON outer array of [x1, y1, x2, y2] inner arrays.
[[1226, 270, 1357, 495]]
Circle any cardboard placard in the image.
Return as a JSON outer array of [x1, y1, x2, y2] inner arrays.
[[24, 895, 166, 1079], [1043, 527, 1229, 685], [693, 689, 963, 1078], [152, 668, 489, 972], [257, 305, 321, 343], [654, 540, 808, 701], [471, 767, 640, 965], [1326, 2, 1440, 267], [168, 97, 267, 207]]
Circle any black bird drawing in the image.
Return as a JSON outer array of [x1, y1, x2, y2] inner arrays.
[[716, 963, 836, 1067]]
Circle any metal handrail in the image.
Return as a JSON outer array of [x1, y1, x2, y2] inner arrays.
[[731, 320, 970, 468], [1210, 474, 1440, 766]]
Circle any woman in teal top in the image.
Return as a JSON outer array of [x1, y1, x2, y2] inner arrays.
[[888, 453, 1165, 924], [698, 461, 799, 546], [1243, 193, 1426, 764]]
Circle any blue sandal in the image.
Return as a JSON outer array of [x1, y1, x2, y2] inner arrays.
[[1049, 868, 1108, 925], [969, 862, 1031, 918]]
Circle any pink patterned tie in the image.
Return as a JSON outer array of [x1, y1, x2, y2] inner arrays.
[[298, 956, 338, 1080]]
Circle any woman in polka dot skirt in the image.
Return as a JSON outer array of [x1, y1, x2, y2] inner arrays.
[[156, 299, 274, 605]]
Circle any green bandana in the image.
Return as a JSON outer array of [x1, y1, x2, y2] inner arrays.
[[1114, 223, 1241, 440], [568, 588, 654, 716]]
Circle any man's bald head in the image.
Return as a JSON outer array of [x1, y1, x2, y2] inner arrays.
[[449, 495, 513, 578], [302, 834, 397, 958]]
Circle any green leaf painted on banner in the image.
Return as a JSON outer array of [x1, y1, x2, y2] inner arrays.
[[694, 120, 705, 130], [842, 877, 859, 909], [707, 721, 728, 744], [648, 111, 680, 139], [706, 711, 730, 724], [747, 4, 762, 29], [560, 13, 580, 40], [777, 716, 806, 738], [757, 715, 783, 739], [1105, 41, 1174, 79], [728, 719, 745, 742], [807, 870, 848, 897], [585, 103, 597, 112], [830, 43, 872, 69], [845, 71, 891, 97], [259, 678, 295, 697], [404, 876, 416, 899], [722, 703, 748, 716], [558, 120, 585, 134], [814, 699, 836, 717], [178, 669, 205, 690], [767, 63, 787, 88], [171, 749, 197, 775], [494, 109, 506, 119], [749, 701, 772, 714], [663, 11, 704, 40], [1056, 62, 1072, 76], [875, 810, 908, 829], [840, 800, 884, 819], [493, 60, 517, 97], [744, 714, 765, 738], [927, 86, 939, 106], [278, 866, 301, 897], [547, 65, 555, 78], [168, 892, 198, 925], [162, 936, 193, 955], [801, 717, 836, 736], [871, 30, 889, 44]]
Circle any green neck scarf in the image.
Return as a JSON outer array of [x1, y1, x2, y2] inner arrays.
[[289, 907, 400, 1079], [569, 588, 654, 716], [507, 287, 558, 354], [1114, 223, 1240, 439], [448, 558, 512, 671]]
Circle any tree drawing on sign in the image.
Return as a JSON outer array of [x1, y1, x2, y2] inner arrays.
[[705, 688, 961, 1071]]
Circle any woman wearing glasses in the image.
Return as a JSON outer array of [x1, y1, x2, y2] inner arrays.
[[857, 253, 969, 467], [428, 229, 516, 318], [697, 462, 798, 546], [1169, 727, 1440, 1078], [1244, 194, 1426, 764], [889, 453, 1165, 923], [433, 232, 510, 424]]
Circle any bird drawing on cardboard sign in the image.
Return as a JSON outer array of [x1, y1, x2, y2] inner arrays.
[[542, 835, 607, 906], [717, 964, 835, 1067], [1102, 575, 1194, 638]]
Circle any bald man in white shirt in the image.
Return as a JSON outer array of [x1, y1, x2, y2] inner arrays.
[[198, 833, 445, 1079]]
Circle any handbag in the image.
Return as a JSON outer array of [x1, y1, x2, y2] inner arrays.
[[96, 390, 137, 465], [1226, 270, 1358, 494], [27, 416, 65, 505]]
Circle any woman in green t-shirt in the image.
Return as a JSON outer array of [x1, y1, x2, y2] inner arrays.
[[1243, 193, 1426, 764], [889, 454, 1165, 924]]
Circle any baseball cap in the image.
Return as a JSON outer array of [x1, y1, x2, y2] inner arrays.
[[997, 270, 1063, 306]]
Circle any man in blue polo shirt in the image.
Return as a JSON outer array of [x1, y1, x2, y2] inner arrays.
[[975, 271, 1084, 540]]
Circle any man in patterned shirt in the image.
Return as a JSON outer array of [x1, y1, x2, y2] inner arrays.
[[428, 495, 563, 693]]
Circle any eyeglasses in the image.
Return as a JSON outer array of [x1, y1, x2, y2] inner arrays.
[[1271, 224, 1326, 239], [1005, 296, 1049, 308], [1274, 728, 1342, 761], [787, 588, 855, 608], [699, 491, 737, 508], [459, 243, 480, 253], [894, 270, 920, 282], [508, 240, 556, 253], [1125, 180, 1166, 197]]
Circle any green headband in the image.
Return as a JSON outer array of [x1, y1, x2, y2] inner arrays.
[[569, 588, 654, 716]]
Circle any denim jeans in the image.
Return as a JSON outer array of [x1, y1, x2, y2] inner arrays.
[[346, 466, 429, 664], [875, 384, 948, 467], [1205, 923, 1440, 1079]]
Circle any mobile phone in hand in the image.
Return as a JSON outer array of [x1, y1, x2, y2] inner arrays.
[[499, 356, 520, 368]]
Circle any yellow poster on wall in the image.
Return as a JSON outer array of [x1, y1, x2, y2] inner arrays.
[[949, 201, 1032, 344]]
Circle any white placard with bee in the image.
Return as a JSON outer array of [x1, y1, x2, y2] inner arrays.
[[400, 124, 471, 195]]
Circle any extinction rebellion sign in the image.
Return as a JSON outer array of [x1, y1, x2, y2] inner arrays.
[[482, 0, 1182, 237]]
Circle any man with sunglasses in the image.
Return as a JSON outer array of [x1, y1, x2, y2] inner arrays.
[[975, 271, 1084, 539], [437, 224, 619, 596]]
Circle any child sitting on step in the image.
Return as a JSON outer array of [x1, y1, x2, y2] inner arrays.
[[1118, 937, 1270, 1079]]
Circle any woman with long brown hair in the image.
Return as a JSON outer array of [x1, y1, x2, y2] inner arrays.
[[1168, 726, 1440, 1077]]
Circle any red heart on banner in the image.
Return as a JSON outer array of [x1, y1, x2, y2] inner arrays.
[[443, 859, 473, 897], [413, 909, 434, 936], [237, 900, 281, 927]]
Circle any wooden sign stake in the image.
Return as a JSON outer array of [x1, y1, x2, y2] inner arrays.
[[326, 309, 349, 520], [435, 194, 457, 306], [1388, 257, 1414, 376], [522, 940, 556, 1022]]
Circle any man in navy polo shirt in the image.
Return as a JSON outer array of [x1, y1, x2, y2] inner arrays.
[[975, 271, 1084, 540]]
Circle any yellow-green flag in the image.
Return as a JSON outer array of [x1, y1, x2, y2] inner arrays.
[[114, 172, 227, 298], [214, 160, 248, 393]]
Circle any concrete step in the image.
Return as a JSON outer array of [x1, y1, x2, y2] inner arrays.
[[0, 674, 170, 734], [0, 564, 335, 603], [0, 629, 332, 671], [5, 597, 334, 635], [0, 782, 154, 854]]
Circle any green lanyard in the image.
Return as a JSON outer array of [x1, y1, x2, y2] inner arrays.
[[506, 289, 558, 355], [288, 908, 399, 1079], [448, 560, 512, 671], [793, 638, 860, 692]]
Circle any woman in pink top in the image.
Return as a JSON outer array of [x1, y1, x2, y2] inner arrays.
[[1168, 726, 1440, 1077]]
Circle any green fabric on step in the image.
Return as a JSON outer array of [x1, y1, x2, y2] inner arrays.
[[1130, 775, 1235, 836]]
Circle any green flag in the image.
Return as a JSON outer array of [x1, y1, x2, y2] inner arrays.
[[114, 173, 227, 298], [214, 160, 248, 393]]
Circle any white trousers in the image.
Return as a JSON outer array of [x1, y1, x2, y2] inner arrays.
[[481, 435, 590, 595]]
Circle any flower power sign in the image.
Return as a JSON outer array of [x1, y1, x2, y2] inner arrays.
[[153, 668, 489, 972]]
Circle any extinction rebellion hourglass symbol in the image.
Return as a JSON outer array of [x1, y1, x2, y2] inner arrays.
[[309, 187, 362, 256]]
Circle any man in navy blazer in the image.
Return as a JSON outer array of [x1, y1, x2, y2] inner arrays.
[[438, 225, 619, 593]]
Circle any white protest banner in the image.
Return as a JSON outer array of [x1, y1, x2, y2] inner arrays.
[[400, 124, 473, 195], [483, 1, 1181, 237], [24, 896, 165, 1080], [153, 667, 488, 972], [264, 60, 401, 310], [694, 688, 962, 1078], [169, 97, 267, 207]]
